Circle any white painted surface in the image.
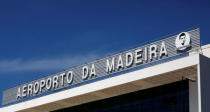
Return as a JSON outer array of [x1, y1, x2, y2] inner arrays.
[[0, 54, 200, 112], [198, 55, 210, 112], [189, 78, 199, 112]]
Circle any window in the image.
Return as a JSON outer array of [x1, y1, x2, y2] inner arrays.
[[53, 80, 189, 112]]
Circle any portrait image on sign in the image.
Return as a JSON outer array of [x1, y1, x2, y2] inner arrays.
[[175, 32, 191, 51]]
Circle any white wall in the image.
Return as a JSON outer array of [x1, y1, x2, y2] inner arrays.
[[189, 78, 199, 112], [198, 55, 210, 112]]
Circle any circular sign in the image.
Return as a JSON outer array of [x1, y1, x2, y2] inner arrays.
[[175, 32, 191, 50]]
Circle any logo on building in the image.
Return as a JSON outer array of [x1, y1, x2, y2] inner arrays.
[[175, 32, 191, 50]]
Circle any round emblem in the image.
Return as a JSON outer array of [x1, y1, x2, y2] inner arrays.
[[175, 32, 191, 50]]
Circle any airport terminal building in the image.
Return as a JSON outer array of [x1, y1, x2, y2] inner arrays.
[[0, 28, 210, 112]]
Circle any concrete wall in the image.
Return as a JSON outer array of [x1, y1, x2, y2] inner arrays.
[[199, 55, 210, 112], [189, 78, 198, 112]]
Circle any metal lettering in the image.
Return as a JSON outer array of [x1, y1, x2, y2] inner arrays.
[[66, 71, 73, 84], [52, 75, 59, 89], [117, 55, 123, 70], [17, 87, 21, 99], [27, 84, 33, 96], [106, 57, 115, 73], [60, 73, 66, 86], [135, 48, 143, 64], [159, 41, 168, 58], [40, 80, 46, 93], [126, 52, 133, 67], [149, 44, 157, 60], [46, 78, 52, 90], [82, 66, 89, 80], [90, 64, 96, 77], [33, 82, 39, 94]]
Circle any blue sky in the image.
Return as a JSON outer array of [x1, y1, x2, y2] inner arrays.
[[0, 0, 210, 107]]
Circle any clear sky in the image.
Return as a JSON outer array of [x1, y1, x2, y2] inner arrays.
[[0, 0, 210, 107]]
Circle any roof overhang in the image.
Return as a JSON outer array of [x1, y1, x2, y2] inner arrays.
[[0, 54, 200, 112]]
